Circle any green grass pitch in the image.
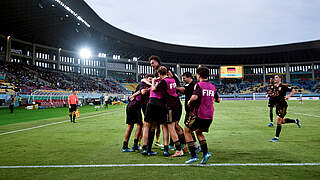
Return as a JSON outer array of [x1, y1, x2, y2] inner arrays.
[[0, 101, 319, 179]]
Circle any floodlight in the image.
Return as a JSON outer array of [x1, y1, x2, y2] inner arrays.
[[79, 48, 91, 59]]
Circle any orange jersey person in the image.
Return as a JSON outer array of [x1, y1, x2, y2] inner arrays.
[[68, 90, 79, 123], [68, 94, 79, 105]]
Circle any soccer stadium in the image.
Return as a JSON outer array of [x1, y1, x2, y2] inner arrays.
[[0, 0, 319, 179]]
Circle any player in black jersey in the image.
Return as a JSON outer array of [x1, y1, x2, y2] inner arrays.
[[177, 72, 201, 152], [267, 78, 275, 127], [269, 75, 301, 142]]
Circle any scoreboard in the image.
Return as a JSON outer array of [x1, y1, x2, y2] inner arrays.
[[220, 66, 244, 79]]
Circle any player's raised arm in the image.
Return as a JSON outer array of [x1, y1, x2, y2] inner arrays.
[[285, 88, 296, 100]]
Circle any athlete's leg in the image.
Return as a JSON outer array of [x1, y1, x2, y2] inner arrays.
[[162, 123, 170, 156], [134, 123, 142, 140], [147, 122, 157, 153], [132, 123, 142, 150], [269, 107, 274, 122], [142, 121, 151, 150], [276, 116, 284, 136], [155, 124, 161, 145], [122, 124, 134, 151], [72, 110, 76, 122], [195, 129, 207, 155], [168, 123, 181, 150], [175, 122, 186, 145], [184, 126, 199, 163]]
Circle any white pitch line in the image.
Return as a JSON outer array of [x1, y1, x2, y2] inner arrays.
[[0, 110, 120, 136], [0, 121, 68, 136], [294, 113, 320, 118], [0, 163, 320, 168]]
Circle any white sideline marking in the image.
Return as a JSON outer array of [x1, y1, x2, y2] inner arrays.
[[0, 163, 319, 168], [294, 113, 320, 118], [0, 121, 68, 136], [0, 110, 120, 136]]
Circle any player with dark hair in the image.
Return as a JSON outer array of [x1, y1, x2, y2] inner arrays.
[[149, 55, 185, 149], [177, 72, 201, 152], [68, 90, 79, 123], [269, 74, 301, 142], [267, 77, 275, 127], [152, 66, 183, 157], [149, 55, 180, 86], [184, 66, 220, 164]]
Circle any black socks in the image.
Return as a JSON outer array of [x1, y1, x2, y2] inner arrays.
[[284, 118, 296, 123], [147, 129, 155, 152], [123, 141, 128, 149], [133, 139, 139, 147], [200, 140, 208, 155], [178, 134, 186, 145], [174, 141, 181, 151], [169, 137, 174, 146], [276, 125, 282, 138], [142, 145, 148, 152], [187, 141, 196, 157], [70, 114, 75, 123], [270, 110, 273, 122]]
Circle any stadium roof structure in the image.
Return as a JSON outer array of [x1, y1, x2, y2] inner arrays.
[[1, 0, 320, 65]]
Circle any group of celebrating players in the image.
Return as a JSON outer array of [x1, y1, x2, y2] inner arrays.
[[121, 55, 219, 164], [120, 55, 302, 164]]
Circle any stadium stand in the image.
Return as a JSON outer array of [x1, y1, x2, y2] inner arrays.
[[0, 61, 131, 95]]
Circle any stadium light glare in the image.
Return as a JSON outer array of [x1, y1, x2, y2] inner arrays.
[[80, 48, 92, 59]]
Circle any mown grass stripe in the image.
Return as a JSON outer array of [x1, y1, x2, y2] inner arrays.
[[294, 113, 320, 118], [0, 110, 120, 136]]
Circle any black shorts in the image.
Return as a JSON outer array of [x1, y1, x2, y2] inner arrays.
[[141, 103, 147, 116], [126, 105, 142, 125], [144, 102, 166, 124], [69, 104, 77, 112], [186, 117, 213, 133], [166, 106, 182, 124], [276, 105, 287, 118], [268, 98, 276, 107]]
